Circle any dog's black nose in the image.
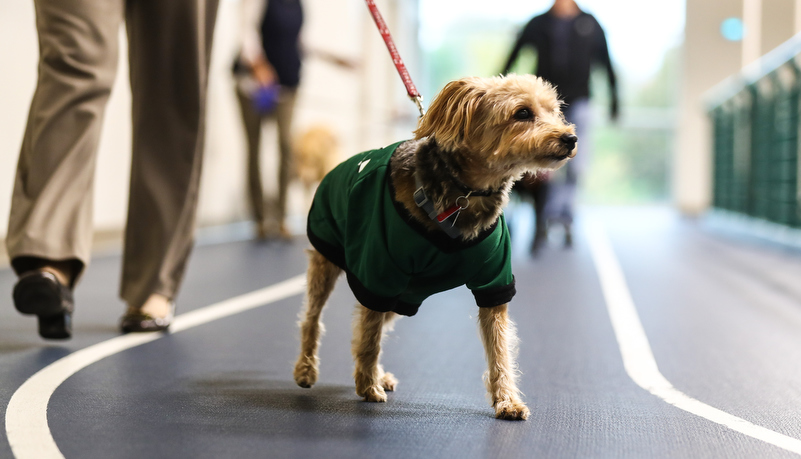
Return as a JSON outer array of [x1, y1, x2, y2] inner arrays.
[[561, 133, 578, 149]]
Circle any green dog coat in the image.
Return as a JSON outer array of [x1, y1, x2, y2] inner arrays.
[[307, 141, 516, 316]]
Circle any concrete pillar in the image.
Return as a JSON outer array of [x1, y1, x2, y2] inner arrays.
[[674, 0, 743, 214], [742, 0, 762, 66], [796, 0, 801, 33]]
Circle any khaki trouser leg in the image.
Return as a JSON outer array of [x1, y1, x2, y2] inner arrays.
[[236, 87, 266, 226], [6, 0, 124, 280], [120, 0, 219, 308], [273, 87, 298, 225], [237, 86, 297, 231]]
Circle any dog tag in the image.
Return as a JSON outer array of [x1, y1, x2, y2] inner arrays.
[[436, 194, 471, 224], [436, 204, 461, 223]]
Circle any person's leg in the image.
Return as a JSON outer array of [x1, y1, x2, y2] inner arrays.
[[120, 0, 219, 328], [564, 101, 591, 214], [543, 100, 590, 247], [7, 0, 123, 338], [7, 0, 124, 281], [273, 86, 298, 237], [564, 99, 592, 179], [235, 87, 267, 238], [558, 165, 577, 248], [531, 179, 550, 254], [559, 99, 590, 246]]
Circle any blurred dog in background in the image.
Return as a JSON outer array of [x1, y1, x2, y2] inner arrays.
[[294, 124, 341, 206]]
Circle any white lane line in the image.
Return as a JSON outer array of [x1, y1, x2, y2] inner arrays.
[[585, 220, 801, 456], [5, 274, 306, 459]]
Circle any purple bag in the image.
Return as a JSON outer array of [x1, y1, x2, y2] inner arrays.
[[252, 84, 280, 114]]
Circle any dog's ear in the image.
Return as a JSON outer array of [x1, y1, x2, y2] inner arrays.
[[413, 78, 486, 150]]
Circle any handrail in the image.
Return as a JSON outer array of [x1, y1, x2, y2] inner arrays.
[[705, 32, 801, 229], [705, 31, 801, 108]]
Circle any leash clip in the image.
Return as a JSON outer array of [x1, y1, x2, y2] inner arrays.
[[411, 95, 424, 118]]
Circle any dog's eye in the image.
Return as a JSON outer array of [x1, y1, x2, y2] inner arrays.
[[513, 108, 534, 121]]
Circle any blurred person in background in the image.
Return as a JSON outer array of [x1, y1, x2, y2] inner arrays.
[[502, 0, 618, 253], [7, 0, 219, 339], [234, 0, 355, 240], [235, 0, 303, 240]]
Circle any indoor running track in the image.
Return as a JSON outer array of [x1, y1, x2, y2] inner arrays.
[[2, 206, 801, 459]]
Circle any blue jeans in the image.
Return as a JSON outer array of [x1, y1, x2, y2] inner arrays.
[[544, 98, 590, 225]]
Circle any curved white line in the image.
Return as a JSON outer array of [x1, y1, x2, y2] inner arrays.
[[5, 274, 306, 459], [585, 220, 801, 455]]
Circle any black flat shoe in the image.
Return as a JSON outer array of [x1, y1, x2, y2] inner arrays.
[[13, 271, 74, 340], [119, 304, 174, 333]]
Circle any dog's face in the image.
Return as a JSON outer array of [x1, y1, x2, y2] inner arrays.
[[413, 74, 577, 179]]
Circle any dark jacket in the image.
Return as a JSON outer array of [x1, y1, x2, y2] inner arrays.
[[502, 10, 618, 117], [260, 0, 303, 87]]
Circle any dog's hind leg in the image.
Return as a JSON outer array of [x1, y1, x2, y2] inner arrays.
[[294, 249, 342, 388], [352, 305, 393, 402], [478, 304, 530, 420]]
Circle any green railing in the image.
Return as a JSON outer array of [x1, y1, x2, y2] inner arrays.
[[707, 38, 801, 228]]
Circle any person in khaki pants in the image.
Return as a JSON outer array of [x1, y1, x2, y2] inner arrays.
[[7, 0, 219, 339]]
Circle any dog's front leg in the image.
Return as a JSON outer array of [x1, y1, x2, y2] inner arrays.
[[478, 304, 530, 420], [294, 250, 341, 388], [352, 304, 391, 402]]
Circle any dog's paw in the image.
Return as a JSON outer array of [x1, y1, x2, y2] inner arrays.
[[380, 372, 398, 391], [293, 358, 318, 388], [494, 399, 530, 420], [358, 385, 387, 403], [355, 370, 388, 401]]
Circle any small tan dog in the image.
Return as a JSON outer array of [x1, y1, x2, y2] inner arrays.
[[293, 74, 576, 420], [294, 124, 341, 190]]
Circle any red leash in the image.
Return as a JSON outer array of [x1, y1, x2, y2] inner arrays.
[[364, 0, 424, 116]]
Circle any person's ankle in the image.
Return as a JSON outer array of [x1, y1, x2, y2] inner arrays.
[[129, 294, 172, 319], [13, 257, 79, 288], [38, 265, 71, 287]]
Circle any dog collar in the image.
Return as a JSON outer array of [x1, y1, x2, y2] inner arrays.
[[413, 172, 468, 239], [432, 153, 501, 197], [448, 176, 498, 197]]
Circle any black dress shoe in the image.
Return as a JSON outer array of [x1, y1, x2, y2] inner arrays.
[[119, 304, 174, 333], [13, 271, 74, 340]]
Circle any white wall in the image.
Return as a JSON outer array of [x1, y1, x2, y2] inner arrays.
[[763, 0, 795, 56], [0, 1, 40, 237], [0, 0, 418, 240]]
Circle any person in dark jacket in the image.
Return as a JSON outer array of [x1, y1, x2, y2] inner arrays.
[[502, 0, 618, 253]]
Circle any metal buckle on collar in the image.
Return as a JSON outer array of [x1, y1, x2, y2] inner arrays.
[[412, 171, 462, 239], [413, 186, 428, 207], [414, 186, 439, 220]]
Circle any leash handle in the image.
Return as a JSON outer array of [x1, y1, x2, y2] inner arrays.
[[364, 0, 424, 117]]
